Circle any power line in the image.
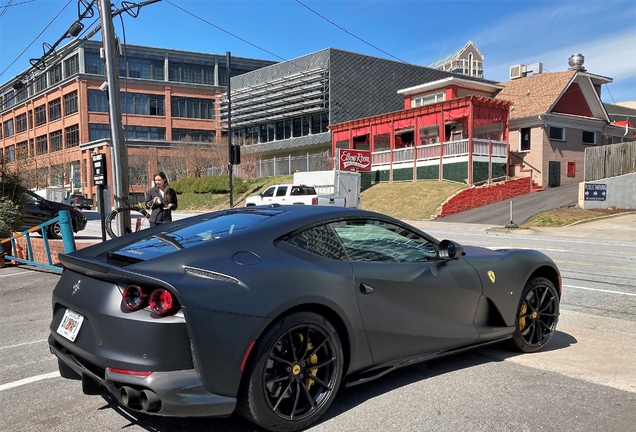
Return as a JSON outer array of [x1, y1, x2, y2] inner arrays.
[[0, 0, 73, 79], [0, 0, 35, 11], [294, 0, 407, 64], [164, 0, 288, 63], [0, 0, 14, 19]]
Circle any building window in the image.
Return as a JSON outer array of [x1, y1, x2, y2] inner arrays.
[[122, 92, 165, 116], [35, 74, 47, 93], [171, 97, 214, 119], [48, 63, 63, 85], [411, 91, 445, 107], [312, 112, 329, 134], [2, 90, 14, 109], [50, 130, 63, 152], [6, 145, 15, 162], [16, 87, 28, 103], [125, 57, 164, 80], [549, 126, 565, 141], [49, 98, 62, 122], [582, 131, 596, 144], [36, 135, 48, 155], [64, 54, 79, 77], [169, 62, 214, 85], [124, 125, 165, 140], [65, 125, 79, 148], [172, 128, 214, 142], [3, 119, 14, 137], [64, 91, 78, 115], [16, 113, 27, 133], [85, 52, 105, 75], [16, 140, 28, 159], [520, 127, 531, 151], [89, 123, 110, 141], [35, 105, 46, 126], [567, 162, 576, 177], [88, 90, 109, 112]]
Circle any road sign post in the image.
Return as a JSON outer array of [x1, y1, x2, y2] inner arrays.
[[93, 153, 107, 241]]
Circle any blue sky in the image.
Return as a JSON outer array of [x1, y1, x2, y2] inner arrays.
[[1, 0, 635, 103]]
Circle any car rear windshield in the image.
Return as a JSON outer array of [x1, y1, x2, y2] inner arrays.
[[109, 211, 274, 261]]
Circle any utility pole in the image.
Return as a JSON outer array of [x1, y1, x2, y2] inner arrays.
[[227, 51, 233, 208], [98, 0, 130, 235]]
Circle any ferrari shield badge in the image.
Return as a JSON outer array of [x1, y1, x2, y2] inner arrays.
[[487, 270, 496, 283]]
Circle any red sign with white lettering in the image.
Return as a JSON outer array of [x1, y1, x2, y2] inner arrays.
[[337, 149, 372, 172]]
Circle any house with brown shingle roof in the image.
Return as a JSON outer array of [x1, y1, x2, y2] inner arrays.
[[495, 64, 631, 189]]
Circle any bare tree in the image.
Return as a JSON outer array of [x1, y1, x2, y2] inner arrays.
[[238, 140, 265, 180]]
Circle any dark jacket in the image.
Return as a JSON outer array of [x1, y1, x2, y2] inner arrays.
[[145, 186, 178, 224]]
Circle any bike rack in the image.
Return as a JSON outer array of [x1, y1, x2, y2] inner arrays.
[[0, 210, 76, 273]]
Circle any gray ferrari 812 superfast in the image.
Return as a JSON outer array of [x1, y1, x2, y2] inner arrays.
[[49, 205, 560, 431]]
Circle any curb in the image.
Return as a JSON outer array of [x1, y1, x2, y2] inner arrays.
[[563, 210, 636, 227]]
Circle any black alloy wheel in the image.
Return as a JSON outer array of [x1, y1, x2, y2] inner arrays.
[[511, 277, 560, 353], [238, 312, 343, 432]]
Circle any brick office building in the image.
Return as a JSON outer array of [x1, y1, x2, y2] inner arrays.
[[0, 39, 275, 202]]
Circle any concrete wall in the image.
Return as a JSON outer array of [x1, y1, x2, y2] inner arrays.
[[578, 172, 636, 209]]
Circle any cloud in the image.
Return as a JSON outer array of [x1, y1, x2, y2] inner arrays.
[[488, 29, 636, 82]]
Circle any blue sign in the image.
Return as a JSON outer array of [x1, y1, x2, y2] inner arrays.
[[584, 183, 607, 201]]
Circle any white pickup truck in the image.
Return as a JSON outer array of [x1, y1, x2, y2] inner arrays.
[[244, 184, 347, 207]]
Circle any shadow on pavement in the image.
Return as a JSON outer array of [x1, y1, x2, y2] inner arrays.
[[102, 334, 575, 431]]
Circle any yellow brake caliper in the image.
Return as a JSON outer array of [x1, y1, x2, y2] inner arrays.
[[305, 342, 318, 390], [519, 301, 528, 331]]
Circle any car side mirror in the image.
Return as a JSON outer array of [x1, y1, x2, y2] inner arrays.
[[439, 240, 464, 261]]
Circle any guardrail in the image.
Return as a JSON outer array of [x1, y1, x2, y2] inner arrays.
[[0, 210, 76, 273]]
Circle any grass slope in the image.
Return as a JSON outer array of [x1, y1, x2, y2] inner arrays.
[[175, 176, 629, 226]]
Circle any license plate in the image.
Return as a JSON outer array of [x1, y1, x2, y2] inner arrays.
[[56, 309, 84, 342]]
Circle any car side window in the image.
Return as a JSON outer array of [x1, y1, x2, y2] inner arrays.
[[261, 187, 275, 198], [330, 219, 438, 263], [285, 224, 348, 260], [276, 186, 288, 197]]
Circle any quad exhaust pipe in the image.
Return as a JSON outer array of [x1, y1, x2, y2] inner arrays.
[[120, 387, 161, 412], [120, 386, 140, 408], [140, 389, 162, 412]]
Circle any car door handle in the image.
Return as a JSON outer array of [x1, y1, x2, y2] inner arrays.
[[359, 283, 375, 294]]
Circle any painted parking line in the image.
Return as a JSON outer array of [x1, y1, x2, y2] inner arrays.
[[564, 284, 636, 297], [0, 271, 34, 278], [0, 339, 48, 350], [0, 371, 60, 392]]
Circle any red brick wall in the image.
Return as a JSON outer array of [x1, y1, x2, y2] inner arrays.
[[13, 237, 98, 266], [437, 177, 531, 218]]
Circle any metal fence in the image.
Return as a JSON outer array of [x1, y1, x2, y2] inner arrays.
[[234, 152, 332, 178], [584, 141, 636, 181]]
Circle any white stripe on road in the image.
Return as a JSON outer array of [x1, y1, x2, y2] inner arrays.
[[0, 271, 34, 278], [564, 284, 636, 297], [0, 371, 60, 392], [0, 339, 47, 350]]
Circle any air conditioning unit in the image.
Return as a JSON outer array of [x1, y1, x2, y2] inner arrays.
[[509, 64, 526, 80]]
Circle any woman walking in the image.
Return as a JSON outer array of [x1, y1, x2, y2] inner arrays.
[[145, 172, 178, 226]]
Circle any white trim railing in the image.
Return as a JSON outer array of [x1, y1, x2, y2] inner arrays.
[[371, 139, 508, 166]]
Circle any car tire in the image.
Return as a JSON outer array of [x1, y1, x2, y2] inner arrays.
[[511, 277, 560, 353], [48, 220, 62, 239], [237, 312, 344, 432]]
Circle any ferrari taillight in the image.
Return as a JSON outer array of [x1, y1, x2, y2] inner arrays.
[[122, 285, 147, 311], [149, 289, 180, 317]]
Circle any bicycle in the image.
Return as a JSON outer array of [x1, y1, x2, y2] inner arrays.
[[105, 195, 151, 239]]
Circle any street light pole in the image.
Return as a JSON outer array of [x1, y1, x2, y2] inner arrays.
[[98, 0, 130, 235]]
